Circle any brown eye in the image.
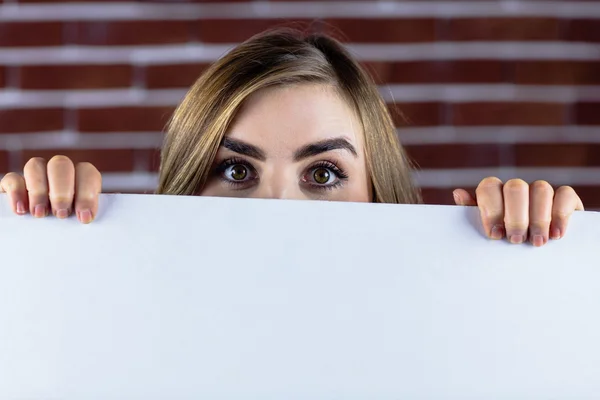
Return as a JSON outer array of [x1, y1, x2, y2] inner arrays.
[[230, 165, 247, 181], [313, 168, 331, 184]]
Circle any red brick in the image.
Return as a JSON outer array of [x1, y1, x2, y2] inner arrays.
[[574, 102, 600, 125], [29, 0, 247, 1], [77, 107, 174, 132], [146, 148, 162, 172], [144, 64, 209, 89], [405, 143, 599, 169], [405, 144, 506, 169], [421, 187, 468, 205], [68, 21, 190, 45], [18, 0, 130, 2], [573, 186, 600, 210], [194, 19, 315, 43], [0, 151, 8, 174], [451, 103, 566, 126], [323, 18, 436, 43], [446, 18, 560, 41], [566, 19, 600, 42], [390, 61, 507, 83], [515, 144, 600, 167], [421, 186, 600, 209], [360, 62, 394, 85], [19, 65, 132, 90], [0, 108, 64, 133], [515, 61, 600, 85], [0, 22, 63, 47], [20, 149, 135, 172], [390, 103, 442, 126], [0, 67, 5, 88]]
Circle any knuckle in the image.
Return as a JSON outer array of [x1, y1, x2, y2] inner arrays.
[[48, 155, 75, 168], [553, 210, 571, 220], [24, 157, 46, 170], [556, 185, 575, 197], [76, 161, 96, 171], [49, 193, 75, 203], [27, 190, 49, 197], [2, 172, 20, 181], [480, 206, 504, 219], [529, 219, 551, 227], [530, 180, 554, 196], [0, 172, 23, 189], [76, 162, 101, 179], [477, 176, 503, 190], [504, 178, 528, 192], [504, 221, 529, 231], [76, 191, 98, 203]]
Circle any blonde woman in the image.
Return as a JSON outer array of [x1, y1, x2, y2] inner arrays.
[[0, 29, 584, 247]]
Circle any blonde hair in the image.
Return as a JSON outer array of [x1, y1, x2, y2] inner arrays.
[[157, 27, 422, 204]]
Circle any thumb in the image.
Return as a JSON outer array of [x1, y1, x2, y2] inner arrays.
[[453, 188, 477, 206]]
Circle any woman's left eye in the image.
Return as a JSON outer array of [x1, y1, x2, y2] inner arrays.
[[311, 167, 336, 185], [302, 162, 348, 189]]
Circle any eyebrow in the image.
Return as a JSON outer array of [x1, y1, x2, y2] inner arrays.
[[293, 137, 358, 161], [221, 136, 358, 161], [222, 138, 266, 161]]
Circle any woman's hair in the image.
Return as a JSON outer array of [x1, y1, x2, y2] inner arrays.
[[156, 26, 422, 204]]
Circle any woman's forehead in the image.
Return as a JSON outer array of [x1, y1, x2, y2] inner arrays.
[[226, 83, 364, 152]]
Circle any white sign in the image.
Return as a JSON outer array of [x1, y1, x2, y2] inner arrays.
[[1, 193, 599, 399]]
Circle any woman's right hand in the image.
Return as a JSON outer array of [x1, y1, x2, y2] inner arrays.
[[0, 155, 102, 224]]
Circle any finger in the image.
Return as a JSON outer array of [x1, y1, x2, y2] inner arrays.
[[503, 179, 529, 244], [74, 162, 102, 224], [528, 180, 554, 247], [47, 155, 75, 219], [550, 186, 584, 240], [0, 172, 28, 215], [475, 177, 505, 240], [23, 157, 49, 218], [453, 188, 477, 206]]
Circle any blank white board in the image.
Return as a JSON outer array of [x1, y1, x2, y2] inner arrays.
[[0, 193, 600, 399]]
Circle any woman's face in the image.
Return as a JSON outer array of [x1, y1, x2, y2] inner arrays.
[[200, 84, 372, 202]]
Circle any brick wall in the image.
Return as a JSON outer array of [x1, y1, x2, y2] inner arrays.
[[0, 0, 599, 208]]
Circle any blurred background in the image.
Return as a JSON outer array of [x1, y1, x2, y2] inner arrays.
[[0, 0, 598, 208]]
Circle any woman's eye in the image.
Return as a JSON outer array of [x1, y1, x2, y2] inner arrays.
[[312, 167, 335, 185], [302, 162, 348, 191], [227, 164, 248, 181], [304, 166, 342, 187], [222, 163, 255, 183]]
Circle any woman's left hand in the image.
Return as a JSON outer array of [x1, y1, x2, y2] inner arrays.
[[453, 177, 584, 247]]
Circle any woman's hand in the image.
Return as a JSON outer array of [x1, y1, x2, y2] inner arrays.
[[453, 177, 584, 247], [0, 155, 102, 224]]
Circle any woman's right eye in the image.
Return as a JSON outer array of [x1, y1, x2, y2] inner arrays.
[[224, 164, 250, 181], [217, 159, 258, 187]]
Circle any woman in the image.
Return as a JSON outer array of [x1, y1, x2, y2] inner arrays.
[[0, 28, 584, 247]]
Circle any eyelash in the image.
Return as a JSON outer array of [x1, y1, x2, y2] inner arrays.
[[305, 160, 349, 191], [213, 158, 349, 191], [214, 157, 257, 189]]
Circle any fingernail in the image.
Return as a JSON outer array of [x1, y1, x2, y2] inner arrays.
[[16, 201, 26, 214], [78, 209, 93, 224], [532, 234, 545, 247], [550, 227, 561, 240], [56, 208, 69, 219], [34, 204, 46, 218], [491, 225, 505, 240], [510, 235, 524, 244]]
